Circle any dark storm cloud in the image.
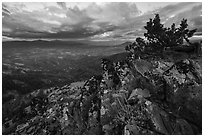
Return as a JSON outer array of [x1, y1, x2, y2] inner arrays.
[[2, 3, 11, 16], [57, 2, 67, 10], [155, 2, 197, 15], [2, 3, 95, 39], [2, 2, 202, 41], [158, 2, 202, 32], [2, 2, 141, 40]]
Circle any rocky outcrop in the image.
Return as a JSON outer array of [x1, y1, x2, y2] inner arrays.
[[2, 57, 202, 135]]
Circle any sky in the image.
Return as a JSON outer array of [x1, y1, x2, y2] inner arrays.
[[2, 2, 202, 41]]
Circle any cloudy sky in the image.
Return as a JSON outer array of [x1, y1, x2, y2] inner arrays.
[[2, 2, 202, 41]]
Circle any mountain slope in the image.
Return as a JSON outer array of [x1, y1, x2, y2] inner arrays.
[[2, 54, 202, 134]]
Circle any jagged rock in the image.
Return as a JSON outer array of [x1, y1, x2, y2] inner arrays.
[[133, 59, 153, 76], [2, 54, 201, 135], [128, 88, 150, 100]]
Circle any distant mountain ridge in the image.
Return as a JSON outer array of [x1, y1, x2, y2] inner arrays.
[[2, 39, 133, 49]]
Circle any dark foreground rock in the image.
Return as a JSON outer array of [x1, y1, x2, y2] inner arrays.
[[2, 57, 202, 135]]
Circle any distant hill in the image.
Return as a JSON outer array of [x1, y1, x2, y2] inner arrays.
[[2, 40, 133, 49], [2, 40, 87, 48], [117, 41, 132, 47]]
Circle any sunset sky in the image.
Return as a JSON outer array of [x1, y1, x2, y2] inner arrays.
[[2, 2, 202, 41]]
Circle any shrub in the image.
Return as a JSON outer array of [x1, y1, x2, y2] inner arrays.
[[126, 14, 197, 58]]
